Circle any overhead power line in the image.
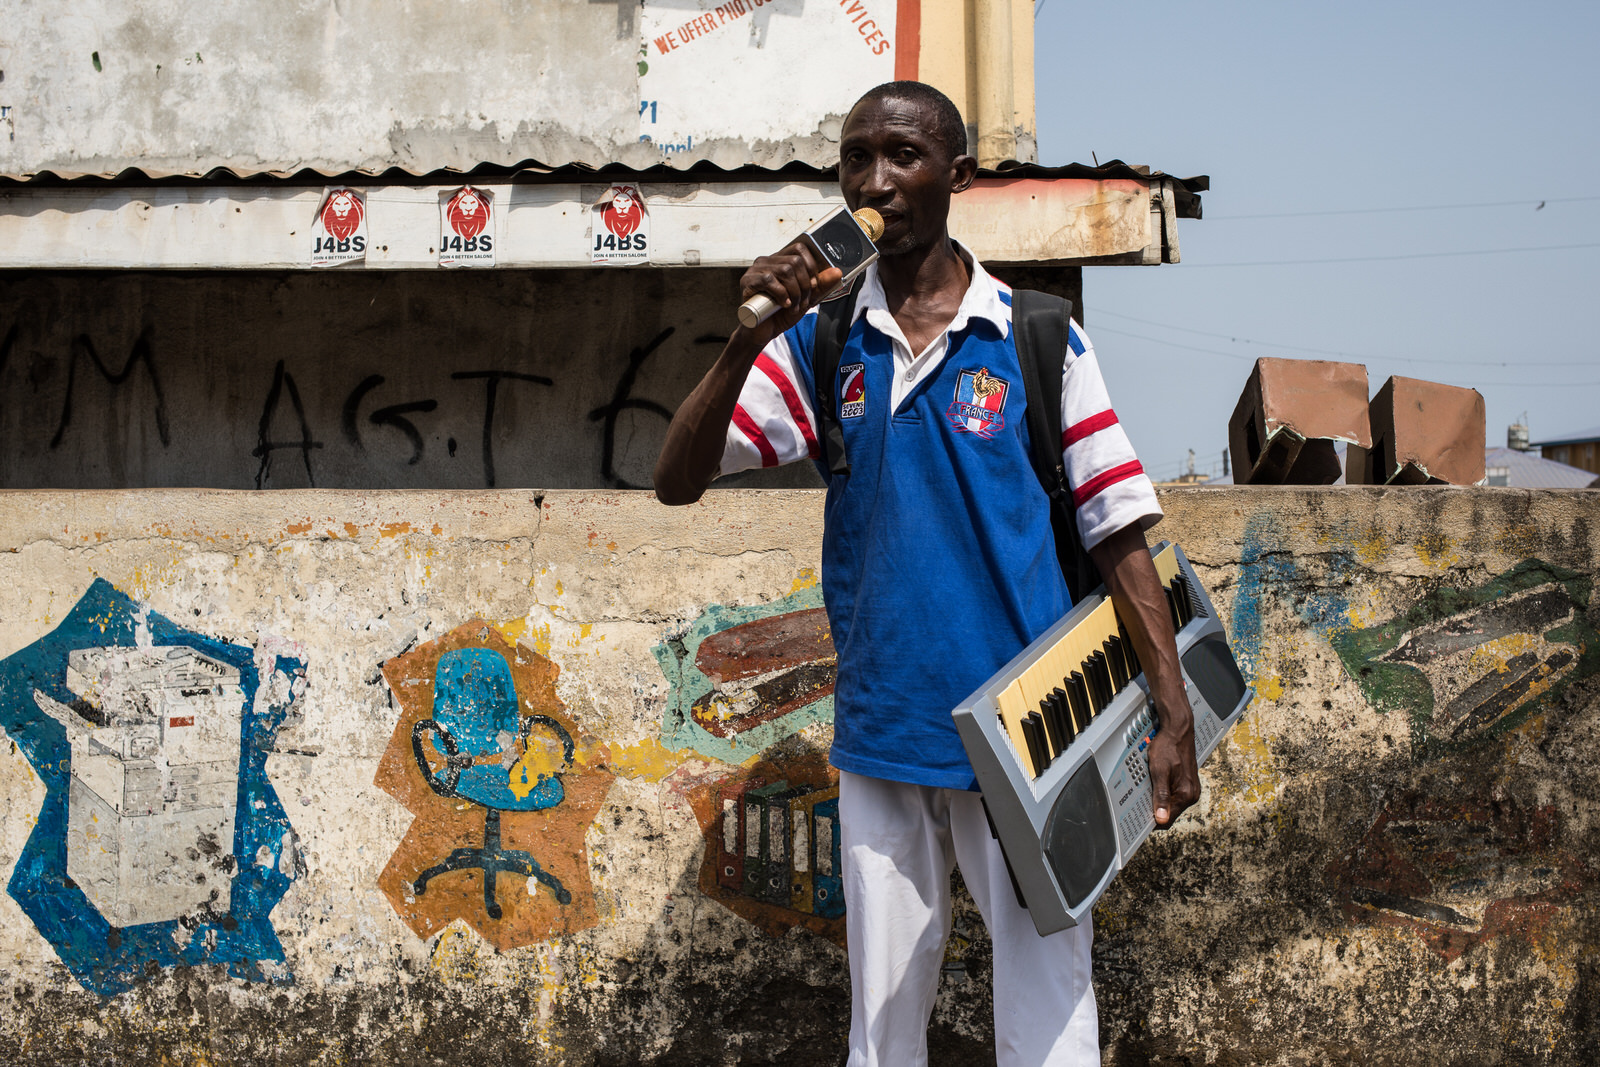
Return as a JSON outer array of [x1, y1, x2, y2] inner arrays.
[[1091, 309, 1597, 367], [1088, 324, 1600, 387], [1208, 194, 1600, 221], [1181, 241, 1600, 268]]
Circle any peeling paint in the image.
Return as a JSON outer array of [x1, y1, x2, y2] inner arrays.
[[0, 488, 1597, 1064]]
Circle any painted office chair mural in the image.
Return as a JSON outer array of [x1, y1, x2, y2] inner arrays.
[[376, 621, 612, 951], [411, 648, 575, 917]]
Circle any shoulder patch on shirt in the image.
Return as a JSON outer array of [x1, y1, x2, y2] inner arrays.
[[839, 362, 866, 419], [946, 367, 1010, 438]]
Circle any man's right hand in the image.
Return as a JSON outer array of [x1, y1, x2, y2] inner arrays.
[[735, 240, 844, 352], [652, 241, 841, 505]]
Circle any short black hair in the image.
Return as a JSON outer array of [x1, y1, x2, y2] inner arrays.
[[848, 81, 968, 161]]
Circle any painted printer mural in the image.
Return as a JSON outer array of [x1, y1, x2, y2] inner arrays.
[[0, 579, 305, 995]]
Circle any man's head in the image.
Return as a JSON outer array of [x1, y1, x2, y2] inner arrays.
[[839, 82, 977, 257]]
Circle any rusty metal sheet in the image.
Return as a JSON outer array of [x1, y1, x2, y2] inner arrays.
[[0, 175, 1185, 270]]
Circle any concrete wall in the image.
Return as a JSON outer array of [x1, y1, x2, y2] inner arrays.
[[0, 486, 1596, 1064], [0, 268, 818, 491], [0, 266, 1079, 491], [0, 0, 1036, 176]]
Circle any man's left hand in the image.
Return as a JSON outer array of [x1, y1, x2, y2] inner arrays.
[[1087, 522, 1205, 828], [1145, 705, 1200, 826]]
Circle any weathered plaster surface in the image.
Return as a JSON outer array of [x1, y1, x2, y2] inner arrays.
[[0, 0, 902, 176], [0, 487, 1596, 1064]]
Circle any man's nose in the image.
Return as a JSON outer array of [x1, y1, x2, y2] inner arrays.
[[859, 157, 895, 201]]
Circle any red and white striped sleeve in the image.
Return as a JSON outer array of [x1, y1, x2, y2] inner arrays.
[[1059, 320, 1162, 549], [718, 320, 821, 476]]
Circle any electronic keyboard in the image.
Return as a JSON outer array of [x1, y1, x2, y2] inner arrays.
[[952, 541, 1249, 934]]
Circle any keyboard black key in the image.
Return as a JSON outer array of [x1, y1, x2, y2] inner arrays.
[[1176, 575, 1195, 626], [1164, 586, 1183, 634], [1081, 657, 1103, 714], [1067, 672, 1091, 731], [1087, 651, 1111, 712], [1117, 620, 1141, 678], [1051, 688, 1077, 743], [1021, 713, 1049, 772], [1104, 637, 1128, 691], [1037, 695, 1065, 754]]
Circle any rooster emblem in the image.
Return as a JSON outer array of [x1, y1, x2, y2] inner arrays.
[[971, 368, 1004, 400]]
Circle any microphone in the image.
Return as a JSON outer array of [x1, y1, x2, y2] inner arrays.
[[738, 207, 885, 329]]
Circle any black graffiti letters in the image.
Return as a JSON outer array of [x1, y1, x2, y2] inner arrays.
[[587, 327, 675, 490], [253, 360, 324, 489], [343, 374, 440, 466], [50, 331, 171, 450], [0, 323, 16, 381], [451, 371, 553, 488]]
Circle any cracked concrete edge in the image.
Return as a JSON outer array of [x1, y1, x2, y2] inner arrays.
[[0, 488, 834, 556], [3, 486, 1596, 571]]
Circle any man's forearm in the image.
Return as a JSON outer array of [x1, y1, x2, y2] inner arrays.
[[653, 334, 764, 506], [1088, 522, 1200, 824], [1088, 524, 1191, 730]]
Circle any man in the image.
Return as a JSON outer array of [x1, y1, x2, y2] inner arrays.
[[655, 81, 1199, 1066]]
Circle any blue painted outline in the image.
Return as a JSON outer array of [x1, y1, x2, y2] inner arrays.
[[0, 579, 304, 995]]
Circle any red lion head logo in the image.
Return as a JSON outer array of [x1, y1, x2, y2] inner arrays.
[[601, 187, 642, 238], [447, 187, 489, 239], [321, 189, 364, 241]]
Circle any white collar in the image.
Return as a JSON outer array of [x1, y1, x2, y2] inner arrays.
[[850, 239, 1011, 340]]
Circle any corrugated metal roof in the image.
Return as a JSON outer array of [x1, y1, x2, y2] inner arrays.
[[1484, 447, 1597, 489], [0, 159, 1208, 217]]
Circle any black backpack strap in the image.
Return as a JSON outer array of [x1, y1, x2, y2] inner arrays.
[[1012, 289, 1102, 603], [812, 286, 861, 477]]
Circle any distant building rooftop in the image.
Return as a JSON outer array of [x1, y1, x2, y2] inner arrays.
[[1483, 447, 1597, 489], [1531, 425, 1600, 448], [1193, 445, 1596, 489]]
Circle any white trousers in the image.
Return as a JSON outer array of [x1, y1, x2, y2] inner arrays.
[[841, 770, 1099, 1067]]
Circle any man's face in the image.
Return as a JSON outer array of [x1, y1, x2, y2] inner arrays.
[[838, 96, 972, 257]]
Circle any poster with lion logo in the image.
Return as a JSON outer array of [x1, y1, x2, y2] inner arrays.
[[310, 187, 368, 266], [439, 186, 495, 267], [590, 184, 649, 265]]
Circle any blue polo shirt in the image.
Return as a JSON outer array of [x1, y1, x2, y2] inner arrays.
[[718, 248, 1160, 789]]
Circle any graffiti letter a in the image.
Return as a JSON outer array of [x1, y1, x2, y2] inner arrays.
[[252, 360, 324, 489]]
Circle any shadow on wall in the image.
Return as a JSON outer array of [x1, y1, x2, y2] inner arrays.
[[1098, 507, 1600, 1064]]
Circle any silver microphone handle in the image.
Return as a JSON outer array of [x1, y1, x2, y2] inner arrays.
[[737, 292, 780, 329]]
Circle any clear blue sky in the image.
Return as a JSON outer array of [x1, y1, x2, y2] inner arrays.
[[1033, 1, 1600, 482]]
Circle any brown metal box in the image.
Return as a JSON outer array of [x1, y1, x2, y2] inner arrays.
[[1347, 376, 1486, 486], [1228, 358, 1372, 484]]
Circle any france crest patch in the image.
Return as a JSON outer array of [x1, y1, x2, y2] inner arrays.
[[946, 367, 1009, 438]]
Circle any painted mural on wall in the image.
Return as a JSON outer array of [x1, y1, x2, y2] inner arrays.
[[1326, 787, 1588, 962], [0, 579, 305, 995], [654, 585, 837, 764], [685, 750, 847, 946], [656, 585, 848, 938], [1328, 558, 1597, 755], [375, 621, 613, 952], [1229, 511, 1599, 963]]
